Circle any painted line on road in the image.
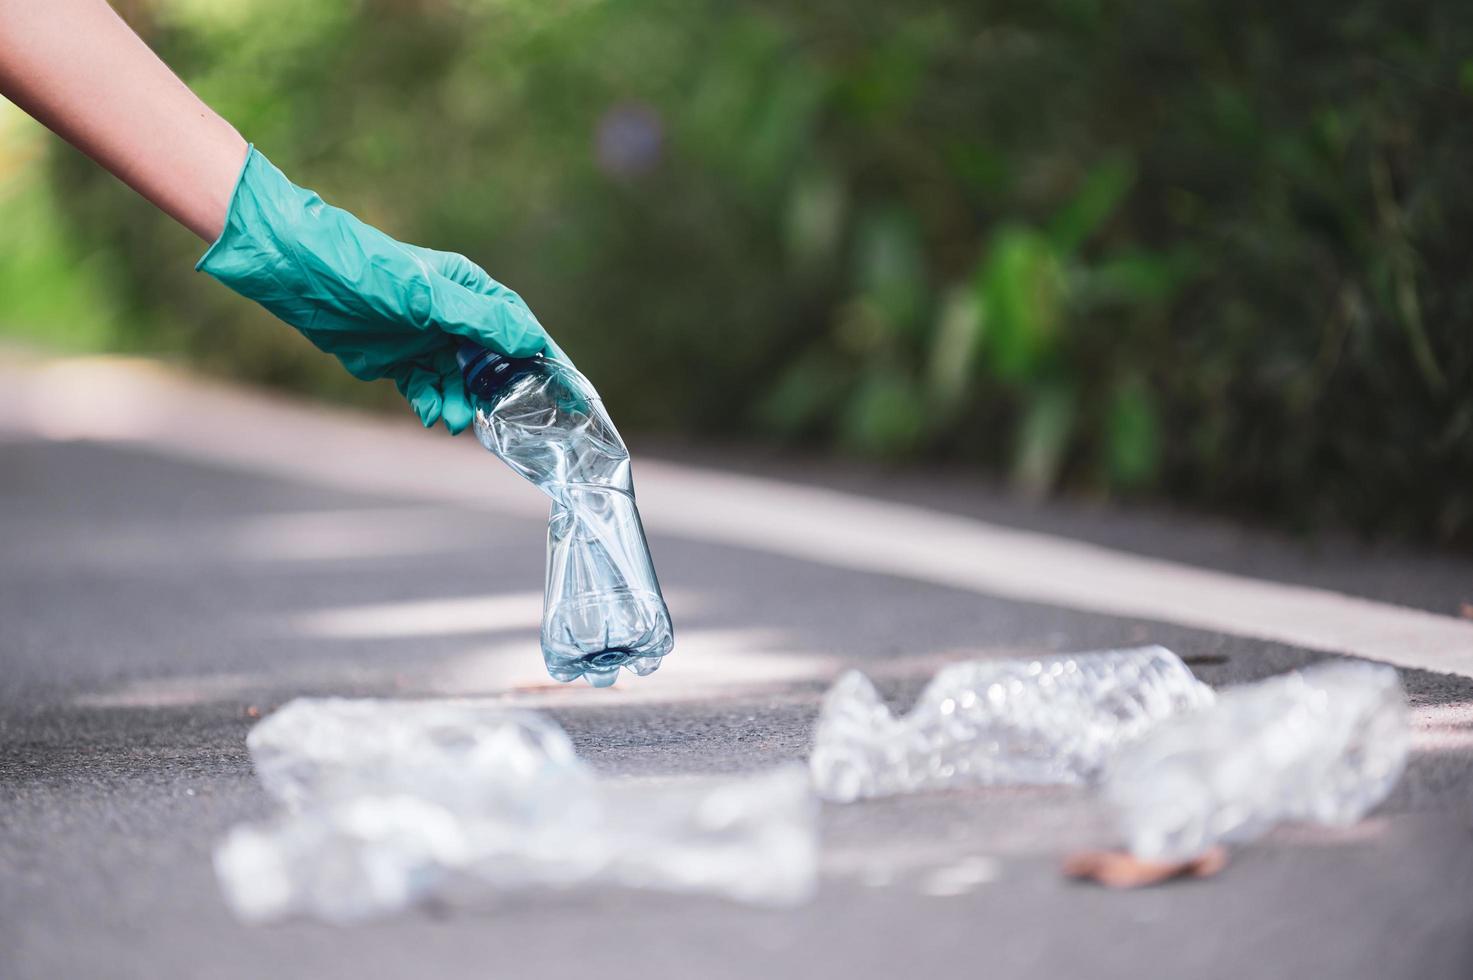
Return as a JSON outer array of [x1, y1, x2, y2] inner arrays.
[[633, 465, 1473, 679], [6, 354, 1473, 680]]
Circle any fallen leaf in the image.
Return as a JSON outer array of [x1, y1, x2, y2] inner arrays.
[[1062, 846, 1228, 888], [244, 705, 261, 719]]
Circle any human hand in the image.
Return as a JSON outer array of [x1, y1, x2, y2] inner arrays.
[[198, 148, 555, 433]]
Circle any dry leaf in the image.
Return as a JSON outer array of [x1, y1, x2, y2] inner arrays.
[[1062, 846, 1228, 888]]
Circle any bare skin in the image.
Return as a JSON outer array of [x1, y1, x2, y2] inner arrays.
[[0, 0, 247, 241]]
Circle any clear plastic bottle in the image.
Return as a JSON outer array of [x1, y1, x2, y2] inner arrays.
[[1104, 660, 1408, 861], [458, 344, 673, 686], [810, 646, 1215, 801], [213, 700, 817, 922]]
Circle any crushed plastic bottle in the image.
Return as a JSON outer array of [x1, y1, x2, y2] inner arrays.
[[810, 646, 1215, 802], [1104, 660, 1409, 861], [214, 699, 816, 922], [244, 698, 593, 812], [459, 345, 673, 686]]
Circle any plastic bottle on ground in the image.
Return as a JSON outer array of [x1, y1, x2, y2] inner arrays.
[[810, 645, 1216, 802], [1104, 659, 1408, 861], [214, 699, 816, 922]]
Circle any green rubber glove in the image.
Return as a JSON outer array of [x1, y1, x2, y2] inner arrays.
[[197, 146, 552, 434]]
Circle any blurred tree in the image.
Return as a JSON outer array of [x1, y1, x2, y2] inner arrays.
[[7, 0, 1472, 545]]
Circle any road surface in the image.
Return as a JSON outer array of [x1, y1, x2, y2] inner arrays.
[[3, 352, 1472, 979]]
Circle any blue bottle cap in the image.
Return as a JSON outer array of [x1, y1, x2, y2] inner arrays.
[[456, 341, 542, 400], [455, 340, 502, 389]]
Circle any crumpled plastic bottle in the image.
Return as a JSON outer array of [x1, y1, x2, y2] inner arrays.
[[810, 646, 1215, 802], [1104, 660, 1409, 861], [242, 697, 592, 813], [214, 699, 817, 922], [458, 345, 674, 686]]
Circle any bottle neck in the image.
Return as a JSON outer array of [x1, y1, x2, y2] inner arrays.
[[456, 342, 547, 402]]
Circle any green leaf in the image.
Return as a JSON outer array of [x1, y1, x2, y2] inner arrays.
[[1078, 249, 1194, 306], [840, 372, 928, 455], [944, 139, 1012, 201], [975, 227, 1065, 381], [755, 351, 853, 439], [743, 59, 831, 193], [854, 207, 928, 335], [1048, 156, 1136, 254], [1106, 378, 1161, 487]]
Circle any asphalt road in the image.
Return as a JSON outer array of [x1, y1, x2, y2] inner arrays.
[[3, 356, 1473, 980]]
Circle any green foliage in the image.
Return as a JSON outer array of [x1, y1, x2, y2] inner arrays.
[[0, 116, 125, 351], [1106, 378, 1160, 488], [9, 0, 1473, 544], [976, 227, 1066, 382]]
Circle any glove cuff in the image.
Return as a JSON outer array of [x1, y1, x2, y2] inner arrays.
[[195, 143, 264, 274], [194, 145, 346, 335]]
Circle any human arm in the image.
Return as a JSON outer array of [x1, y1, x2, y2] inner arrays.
[[0, 0, 245, 241], [0, 0, 554, 432]]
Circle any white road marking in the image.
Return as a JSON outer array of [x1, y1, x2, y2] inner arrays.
[[6, 354, 1473, 680], [633, 466, 1473, 679]]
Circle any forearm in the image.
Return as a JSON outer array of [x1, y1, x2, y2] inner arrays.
[[0, 0, 247, 241]]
